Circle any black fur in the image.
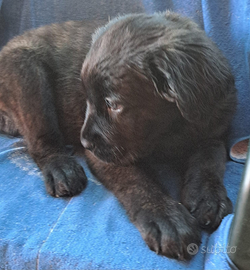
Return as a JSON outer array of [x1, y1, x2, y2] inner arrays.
[[0, 12, 237, 260]]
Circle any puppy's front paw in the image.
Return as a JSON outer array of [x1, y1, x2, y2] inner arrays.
[[134, 202, 201, 260], [182, 184, 232, 231], [42, 155, 87, 197]]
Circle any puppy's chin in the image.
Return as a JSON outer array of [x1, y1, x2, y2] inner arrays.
[[87, 146, 137, 166]]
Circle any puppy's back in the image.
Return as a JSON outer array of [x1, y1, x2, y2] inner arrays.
[[0, 20, 105, 142], [0, 20, 104, 76]]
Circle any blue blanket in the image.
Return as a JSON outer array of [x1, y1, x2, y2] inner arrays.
[[0, 0, 249, 269], [0, 135, 245, 269]]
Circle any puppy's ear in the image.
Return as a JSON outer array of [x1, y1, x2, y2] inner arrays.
[[147, 48, 220, 124], [147, 50, 177, 103]]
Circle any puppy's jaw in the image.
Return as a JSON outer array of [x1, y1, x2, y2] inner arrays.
[[81, 109, 141, 166], [87, 145, 138, 166], [80, 100, 131, 164]]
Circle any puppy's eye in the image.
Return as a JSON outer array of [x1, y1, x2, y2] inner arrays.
[[105, 98, 116, 109], [105, 98, 123, 113]]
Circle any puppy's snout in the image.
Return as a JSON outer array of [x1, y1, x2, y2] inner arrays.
[[81, 124, 95, 150], [81, 137, 95, 150]]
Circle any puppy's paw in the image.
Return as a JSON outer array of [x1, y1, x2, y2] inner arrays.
[[42, 155, 87, 197], [134, 202, 201, 260], [182, 185, 233, 231]]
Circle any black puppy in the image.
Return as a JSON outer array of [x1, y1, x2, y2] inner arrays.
[[0, 12, 237, 260]]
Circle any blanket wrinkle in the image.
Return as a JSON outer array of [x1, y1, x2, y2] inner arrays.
[[36, 198, 73, 270]]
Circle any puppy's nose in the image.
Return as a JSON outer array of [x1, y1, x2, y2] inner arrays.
[[81, 138, 94, 151]]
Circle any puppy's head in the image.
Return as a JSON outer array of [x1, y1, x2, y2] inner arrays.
[[80, 12, 234, 164], [80, 61, 179, 164]]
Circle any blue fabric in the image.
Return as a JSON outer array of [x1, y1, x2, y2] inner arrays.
[[0, 0, 249, 269], [0, 136, 245, 269], [204, 215, 239, 270], [0, 0, 144, 49]]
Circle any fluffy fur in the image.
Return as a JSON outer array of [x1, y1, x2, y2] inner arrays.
[[0, 12, 237, 260]]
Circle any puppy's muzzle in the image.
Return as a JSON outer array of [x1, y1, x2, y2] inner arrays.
[[80, 125, 95, 151]]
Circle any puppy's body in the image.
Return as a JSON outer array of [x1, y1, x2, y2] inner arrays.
[[0, 20, 105, 196], [0, 12, 237, 260], [0, 20, 104, 144]]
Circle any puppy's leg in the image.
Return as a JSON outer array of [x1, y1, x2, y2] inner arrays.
[[85, 150, 201, 260], [181, 140, 232, 231], [0, 51, 87, 197]]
